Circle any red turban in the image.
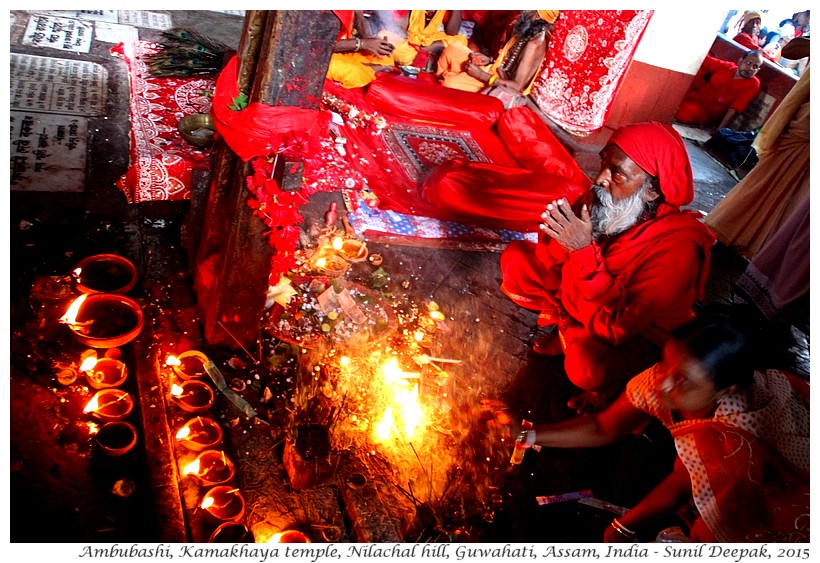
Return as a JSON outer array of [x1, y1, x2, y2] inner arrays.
[[608, 122, 694, 212]]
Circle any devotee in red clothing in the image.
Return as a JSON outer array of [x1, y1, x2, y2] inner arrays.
[[512, 313, 809, 543], [675, 51, 763, 131], [500, 122, 716, 412], [732, 10, 764, 50], [732, 10, 778, 63]]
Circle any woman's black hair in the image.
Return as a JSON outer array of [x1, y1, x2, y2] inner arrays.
[[671, 305, 756, 390]]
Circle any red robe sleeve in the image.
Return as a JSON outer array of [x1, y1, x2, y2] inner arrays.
[[727, 76, 760, 113], [558, 220, 711, 346]]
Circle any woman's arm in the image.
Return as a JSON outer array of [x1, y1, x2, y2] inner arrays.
[[444, 11, 463, 36], [497, 30, 547, 91], [603, 459, 692, 542], [528, 392, 651, 449]]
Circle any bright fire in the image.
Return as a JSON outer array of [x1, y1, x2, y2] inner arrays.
[[332, 237, 343, 251], [79, 356, 98, 372], [83, 395, 100, 414], [165, 356, 181, 366], [170, 383, 183, 397], [59, 294, 88, 325], [375, 359, 424, 440], [183, 459, 200, 476]]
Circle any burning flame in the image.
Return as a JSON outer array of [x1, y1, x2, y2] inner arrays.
[[166, 356, 181, 367], [315, 257, 327, 268], [375, 359, 424, 440], [84, 394, 100, 414], [375, 406, 394, 440], [59, 294, 88, 325], [170, 383, 183, 397], [332, 237, 343, 251], [200, 496, 215, 510], [176, 426, 191, 440], [79, 356, 98, 372], [72, 267, 82, 279], [183, 459, 200, 476]]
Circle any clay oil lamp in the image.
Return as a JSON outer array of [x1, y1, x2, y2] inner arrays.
[[60, 293, 144, 348], [95, 421, 138, 456], [309, 247, 349, 279], [72, 254, 138, 294], [182, 449, 235, 486], [200, 486, 245, 523], [332, 235, 368, 263], [208, 522, 254, 543], [166, 350, 209, 380], [175, 416, 223, 452], [84, 389, 134, 422], [170, 380, 214, 414], [82, 357, 127, 389]]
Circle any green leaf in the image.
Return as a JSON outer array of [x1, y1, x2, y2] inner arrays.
[[229, 92, 249, 111]]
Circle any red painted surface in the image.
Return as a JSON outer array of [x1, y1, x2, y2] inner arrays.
[[607, 61, 694, 127]]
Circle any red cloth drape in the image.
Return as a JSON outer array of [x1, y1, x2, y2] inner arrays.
[[211, 55, 330, 163], [420, 106, 591, 232], [530, 10, 653, 135]]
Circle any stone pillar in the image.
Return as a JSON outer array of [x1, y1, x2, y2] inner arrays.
[[195, 10, 338, 350]]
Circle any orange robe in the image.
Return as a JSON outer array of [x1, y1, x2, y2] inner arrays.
[[327, 10, 394, 89]]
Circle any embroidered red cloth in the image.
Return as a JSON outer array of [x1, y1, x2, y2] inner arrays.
[[111, 41, 215, 203], [530, 10, 653, 135]]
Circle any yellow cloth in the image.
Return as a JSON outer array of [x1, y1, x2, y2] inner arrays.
[[383, 10, 468, 67], [537, 10, 560, 24], [742, 10, 763, 27], [437, 30, 542, 96], [327, 52, 395, 89], [753, 68, 810, 156]]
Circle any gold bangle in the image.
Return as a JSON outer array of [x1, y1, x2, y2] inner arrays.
[[488, 74, 497, 86], [611, 518, 637, 540]]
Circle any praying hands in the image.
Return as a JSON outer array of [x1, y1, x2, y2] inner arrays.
[[540, 198, 593, 252]]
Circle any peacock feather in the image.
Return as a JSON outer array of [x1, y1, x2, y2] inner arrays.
[[145, 28, 230, 77]]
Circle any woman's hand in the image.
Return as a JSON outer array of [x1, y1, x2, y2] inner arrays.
[[603, 522, 635, 543]]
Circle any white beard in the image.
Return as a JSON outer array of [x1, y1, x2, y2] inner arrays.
[[590, 184, 648, 239]]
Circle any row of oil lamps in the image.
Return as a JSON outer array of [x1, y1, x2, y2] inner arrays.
[[165, 351, 311, 543], [57, 254, 308, 541]]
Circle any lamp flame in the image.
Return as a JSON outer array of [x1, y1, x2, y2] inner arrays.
[[170, 383, 183, 397], [183, 459, 201, 476], [83, 395, 100, 414], [79, 356, 98, 372], [59, 294, 88, 325], [166, 356, 181, 367], [332, 237, 343, 251], [176, 426, 191, 440]]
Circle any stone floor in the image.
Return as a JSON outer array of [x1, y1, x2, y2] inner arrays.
[[8, 10, 809, 546]]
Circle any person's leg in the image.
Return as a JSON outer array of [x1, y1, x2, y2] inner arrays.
[[564, 335, 660, 414], [674, 101, 710, 125]]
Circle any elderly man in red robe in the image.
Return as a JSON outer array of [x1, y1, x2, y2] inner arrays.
[[500, 122, 716, 413]]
